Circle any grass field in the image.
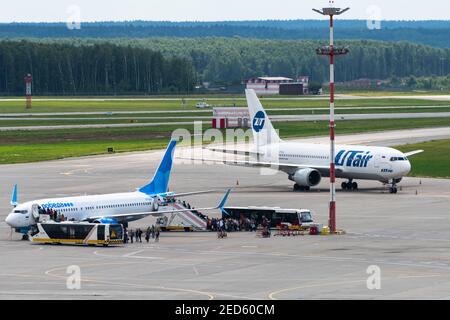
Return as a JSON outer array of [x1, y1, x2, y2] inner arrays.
[[1, 98, 449, 114], [0, 95, 449, 178], [397, 139, 450, 178], [1, 107, 450, 127], [1, 117, 450, 166]]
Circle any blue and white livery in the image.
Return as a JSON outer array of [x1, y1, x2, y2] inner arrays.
[[204, 89, 424, 193], [6, 140, 230, 234]]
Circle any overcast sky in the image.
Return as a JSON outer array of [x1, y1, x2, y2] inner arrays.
[[1, 0, 448, 23]]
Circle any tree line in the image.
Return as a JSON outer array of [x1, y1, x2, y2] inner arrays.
[[128, 38, 450, 84], [0, 38, 449, 95], [0, 41, 196, 95], [1, 20, 450, 48]]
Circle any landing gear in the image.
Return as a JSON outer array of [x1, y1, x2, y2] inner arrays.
[[293, 184, 310, 192], [21, 234, 29, 241], [341, 180, 358, 191], [389, 181, 398, 194], [389, 187, 398, 194]]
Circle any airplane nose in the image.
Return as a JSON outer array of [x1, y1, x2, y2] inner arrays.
[[5, 214, 14, 227], [5, 214, 19, 228], [405, 160, 412, 175]]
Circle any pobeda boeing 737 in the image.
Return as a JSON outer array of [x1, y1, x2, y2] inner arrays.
[[201, 89, 424, 193], [6, 140, 230, 236]]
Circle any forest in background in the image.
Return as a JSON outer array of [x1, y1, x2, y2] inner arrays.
[[0, 41, 196, 95], [1, 37, 448, 95], [1, 20, 450, 48]]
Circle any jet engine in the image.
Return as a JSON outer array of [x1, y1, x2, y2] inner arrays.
[[289, 168, 322, 187]]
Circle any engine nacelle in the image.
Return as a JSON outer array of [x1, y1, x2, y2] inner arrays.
[[290, 168, 322, 187], [94, 218, 118, 224]]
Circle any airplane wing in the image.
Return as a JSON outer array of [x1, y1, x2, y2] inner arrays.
[[404, 150, 424, 157], [86, 189, 231, 223], [205, 147, 263, 157], [177, 157, 339, 175], [156, 189, 216, 198]]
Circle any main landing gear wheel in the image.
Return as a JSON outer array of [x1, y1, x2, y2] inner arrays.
[[293, 184, 310, 192], [341, 180, 358, 191]]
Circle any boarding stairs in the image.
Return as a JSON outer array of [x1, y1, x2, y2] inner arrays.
[[165, 202, 208, 231]]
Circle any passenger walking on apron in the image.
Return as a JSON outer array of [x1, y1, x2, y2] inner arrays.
[[155, 225, 160, 243]]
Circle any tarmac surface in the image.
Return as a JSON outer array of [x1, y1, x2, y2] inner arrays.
[[1, 129, 450, 300]]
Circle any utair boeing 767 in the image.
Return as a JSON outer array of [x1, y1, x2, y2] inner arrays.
[[6, 139, 230, 237], [201, 89, 423, 193]]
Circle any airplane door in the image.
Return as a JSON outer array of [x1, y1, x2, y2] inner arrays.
[[374, 154, 380, 168], [31, 204, 40, 220]]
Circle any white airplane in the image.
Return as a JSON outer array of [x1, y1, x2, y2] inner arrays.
[[202, 89, 424, 193], [5, 139, 230, 236]]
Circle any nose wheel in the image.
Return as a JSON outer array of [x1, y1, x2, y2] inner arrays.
[[389, 181, 398, 194], [341, 180, 358, 191]]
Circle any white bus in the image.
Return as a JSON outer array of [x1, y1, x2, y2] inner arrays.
[[222, 206, 314, 230], [30, 222, 123, 246]]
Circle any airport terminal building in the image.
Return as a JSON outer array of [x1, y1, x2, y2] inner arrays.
[[245, 76, 309, 95]]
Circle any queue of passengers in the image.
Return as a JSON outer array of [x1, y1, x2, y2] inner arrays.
[[207, 217, 258, 232], [124, 225, 160, 244], [37, 206, 67, 222]]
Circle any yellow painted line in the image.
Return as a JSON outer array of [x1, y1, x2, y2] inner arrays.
[[32, 238, 123, 245]]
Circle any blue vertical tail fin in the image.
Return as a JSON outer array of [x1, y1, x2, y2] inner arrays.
[[139, 139, 177, 195], [11, 184, 18, 207]]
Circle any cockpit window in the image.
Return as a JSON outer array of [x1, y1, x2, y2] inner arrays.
[[13, 210, 28, 214], [390, 157, 407, 161]]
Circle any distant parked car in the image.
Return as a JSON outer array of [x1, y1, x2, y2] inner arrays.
[[195, 101, 210, 108]]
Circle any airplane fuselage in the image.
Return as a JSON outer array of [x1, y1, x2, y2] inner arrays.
[[5, 191, 157, 229], [260, 142, 411, 182]]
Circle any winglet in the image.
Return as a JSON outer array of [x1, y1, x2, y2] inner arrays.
[[139, 139, 177, 195], [217, 189, 231, 209], [216, 189, 231, 216], [11, 184, 18, 207]]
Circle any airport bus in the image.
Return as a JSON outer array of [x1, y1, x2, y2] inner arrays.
[[30, 222, 124, 246], [222, 206, 314, 230]]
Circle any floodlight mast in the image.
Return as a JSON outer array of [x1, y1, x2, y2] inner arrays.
[[313, 4, 350, 233]]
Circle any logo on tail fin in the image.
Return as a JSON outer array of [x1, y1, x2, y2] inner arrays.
[[253, 111, 266, 132]]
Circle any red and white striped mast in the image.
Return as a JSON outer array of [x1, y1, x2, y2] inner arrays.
[[313, 1, 349, 233]]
